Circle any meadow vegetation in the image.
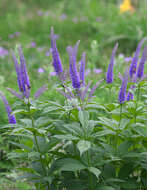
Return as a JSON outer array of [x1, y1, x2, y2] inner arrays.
[[0, 0, 147, 189]]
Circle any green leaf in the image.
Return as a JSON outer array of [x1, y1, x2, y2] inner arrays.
[[119, 163, 134, 179], [98, 185, 116, 190], [118, 141, 132, 157], [88, 167, 101, 178], [52, 158, 86, 172], [43, 106, 61, 113], [17, 167, 36, 174], [54, 134, 79, 140], [7, 152, 28, 159], [103, 164, 115, 179], [10, 141, 32, 152], [20, 119, 32, 127], [78, 110, 89, 128], [43, 138, 60, 152], [120, 178, 138, 189], [35, 116, 52, 127], [77, 140, 91, 155], [119, 119, 130, 130], [28, 152, 40, 159], [11, 109, 29, 115], [133, 124, 147, 137], [62, 123, 83, 137], [63, 179, 86, 190], [97, 117, 117, 131], [93, 130, 115, 138]]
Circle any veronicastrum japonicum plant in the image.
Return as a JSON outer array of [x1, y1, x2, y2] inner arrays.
[[1, 28, 147, 190]]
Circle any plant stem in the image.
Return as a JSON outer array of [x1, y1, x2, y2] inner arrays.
[[115, 104, 122, 153], [134, 84, 140, 123], [27, 100, 50, 190], [87, 151, 93, 190], [109, 86, 112, 103], [119, 103, 123, 128]]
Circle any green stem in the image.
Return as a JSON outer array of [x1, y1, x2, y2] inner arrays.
[[119, 103, 123, 128], [134, 84, 140, 123], [87, 151, 93, 190], [27, 100, 50, 190], [109, 87, 112, 103], [115, 104, 122, 153]]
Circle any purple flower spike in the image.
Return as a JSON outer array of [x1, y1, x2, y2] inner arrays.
[[67, 41, 81, 89], [50, 27, 63, 74], [106, 43, 118, 83], [63, 85, 75, 98], [89, 79, 104, 98], [7, 88, 23, 100], [57, 89, 71, 100], [126, 91, 134, 101], [0, 92, 16, 124], [85, 69, 91, 76], [18, 46, 30, 90], [79, 52, 86, 86], [81, 81, 92, 101], [118, 72, 123, 81], [118, 71, 128, 104], [137, 44, 147, 79], [34, 85, 48, 99], [129, 37, 147, 78], [12, 52, 22, 92]]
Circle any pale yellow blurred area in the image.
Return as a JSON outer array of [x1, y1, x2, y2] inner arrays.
[[120, 0, 134, 13]]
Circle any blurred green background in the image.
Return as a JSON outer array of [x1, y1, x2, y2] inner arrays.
[[0, 0, 147, 188]]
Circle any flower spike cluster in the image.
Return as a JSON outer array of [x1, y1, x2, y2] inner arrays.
[[137, 44, 147, 79], [12, 46, 30, 99], [129, 37, 147, 78], [11, 46, 47, 100], [50, 27, 63, 75], [118, 70, 128, 104], [79, 52, 86, 86], [0, 91, 16, 124], [106, 43, 118, 83], [67, 41, 81, 89], [126, 91, 134, 101]]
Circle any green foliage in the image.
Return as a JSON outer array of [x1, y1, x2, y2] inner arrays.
[[0, 0, 147, 189]]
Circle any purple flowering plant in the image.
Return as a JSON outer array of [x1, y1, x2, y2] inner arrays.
[[1, 29, 147, 189]]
